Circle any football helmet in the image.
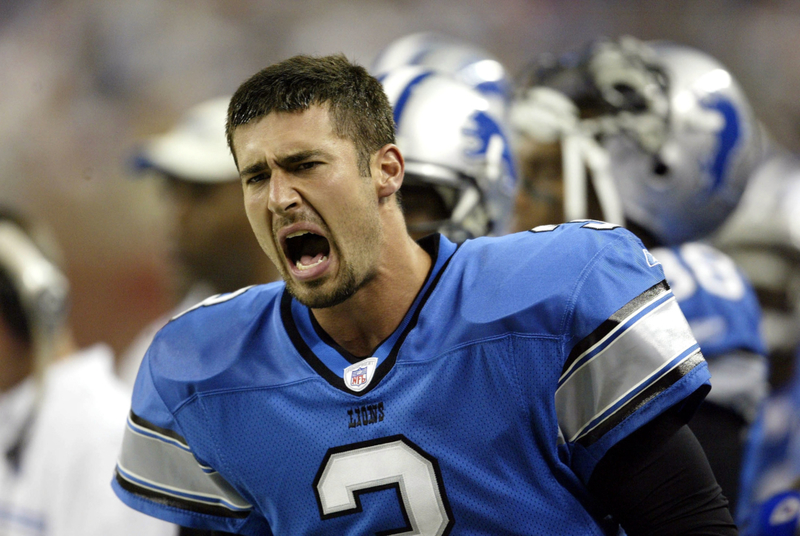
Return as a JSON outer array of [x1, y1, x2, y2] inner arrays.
[[372, 32, 512, 118], [512, 36, 765, 245], [378, 66, 518, 241], [0, 215, 70, 377]]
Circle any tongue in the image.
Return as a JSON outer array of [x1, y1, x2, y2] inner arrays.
[[299, 253, 325, 266]]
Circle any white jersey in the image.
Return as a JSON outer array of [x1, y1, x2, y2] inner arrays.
[[0, 344, 177, 536]]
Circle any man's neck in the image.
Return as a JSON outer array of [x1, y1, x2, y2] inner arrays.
[[311, 233, 432, 357]]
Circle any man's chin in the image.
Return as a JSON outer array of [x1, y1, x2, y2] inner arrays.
[[286, 270, 359, 310]]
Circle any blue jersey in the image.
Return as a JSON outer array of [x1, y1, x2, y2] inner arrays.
[[652, 242, 767, 419], [737, 352, 800, 536], [113, 224, 710, 535], [651, 243, 764, 359]]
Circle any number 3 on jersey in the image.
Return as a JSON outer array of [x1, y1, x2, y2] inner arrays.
[[314, 436, 454, 535]]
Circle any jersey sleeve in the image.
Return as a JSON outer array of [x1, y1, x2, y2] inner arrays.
[[652, 243, 768, 421], [112, 351, 270, 535], [555, 227, 711, 483]]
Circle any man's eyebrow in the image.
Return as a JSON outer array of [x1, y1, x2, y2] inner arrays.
[[239, 150, 331, 178], [239, 161, 268, 178], [275, 150, 328, 168]]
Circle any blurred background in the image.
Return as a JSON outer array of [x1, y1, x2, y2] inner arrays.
[[1, 0, 798, 355]]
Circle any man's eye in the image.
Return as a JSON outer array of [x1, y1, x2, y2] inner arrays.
[[297, 161, 319, 171], [246, 174, 267, 185]]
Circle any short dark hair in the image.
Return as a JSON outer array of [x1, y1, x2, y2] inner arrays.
[[226, 54, 396, 175]]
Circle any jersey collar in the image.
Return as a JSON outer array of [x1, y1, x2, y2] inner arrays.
[[281, 233, 457, 396]]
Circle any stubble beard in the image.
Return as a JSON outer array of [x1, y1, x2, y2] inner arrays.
[[284, 229, 381, 310], [285, 261, 364, 309], [278, 179, 382, 309]]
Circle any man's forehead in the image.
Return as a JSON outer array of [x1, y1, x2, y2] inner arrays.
[[232, 106, 358, 174], [234, 106, 336, 147]]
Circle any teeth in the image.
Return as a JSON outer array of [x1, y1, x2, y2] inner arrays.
[[287, 230, 309, 239], [295, 255, 327, 270]]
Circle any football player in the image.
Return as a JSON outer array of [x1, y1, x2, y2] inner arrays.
[[113, 54, 733, 534], [714, 151, 800, 534], [0, 207, 176, 536], [510, 36, 768, 513], [119, 96, 280, 387]]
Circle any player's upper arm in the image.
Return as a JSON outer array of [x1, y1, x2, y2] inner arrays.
[[112, 352, 270, 535], [555, 226, 711, 483]]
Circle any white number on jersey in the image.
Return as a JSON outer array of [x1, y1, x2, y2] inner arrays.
[[314, 436, 452, 535], [529, 220, 620, 233], [653, 243, 745, 301]]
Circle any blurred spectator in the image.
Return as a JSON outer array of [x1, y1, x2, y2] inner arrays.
[[118, 96, 280, 387], [0, 206, 176, 536]]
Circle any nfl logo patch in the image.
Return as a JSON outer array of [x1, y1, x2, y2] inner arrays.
[[350, 366, 368, 387], [343, 357, 378, 393]]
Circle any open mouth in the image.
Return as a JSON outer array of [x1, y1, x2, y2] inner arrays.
[[285, 231, 331, 271]]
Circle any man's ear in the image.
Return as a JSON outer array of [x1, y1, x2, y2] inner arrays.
[[373, 144, 404, 200]]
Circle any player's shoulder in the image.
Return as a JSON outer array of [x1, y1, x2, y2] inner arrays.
[[144, 282, 285, 386], [426, 222, 662, 336], [457, 220, 650, 281], [161, 281, 283, 334]]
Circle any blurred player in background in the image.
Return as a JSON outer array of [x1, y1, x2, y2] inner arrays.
[[510, 36, 768, 512], [372, 32, 518, 241], [715, 151, 800, 387], [0, 206, 176, 536], [714, 150, 800, 534], [119, 96, 280, 387], [372, 31, 512, 121]]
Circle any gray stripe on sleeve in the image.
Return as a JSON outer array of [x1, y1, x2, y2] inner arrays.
[[117, 418, 252, 511], [556, 297, 698, 442]]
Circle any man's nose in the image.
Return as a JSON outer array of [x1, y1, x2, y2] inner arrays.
[[267, 170, 301, 214]]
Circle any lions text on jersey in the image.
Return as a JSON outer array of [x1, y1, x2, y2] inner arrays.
[[113, 223, 710, 535]]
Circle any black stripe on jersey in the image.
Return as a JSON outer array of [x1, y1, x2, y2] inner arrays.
[[282, 291, 344, 389], [114, 470, 250, 519], [561, 280, 671, 377], [129, 410, 188, 447], [282, 234, 457, 397], [380, 244, 456, 376], [576, 349, 704, 448]]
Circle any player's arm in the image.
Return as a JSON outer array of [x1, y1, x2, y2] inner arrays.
[[588, 404, 738, 535], [553, 226, 731, 531], [112, 351, 271, 536]]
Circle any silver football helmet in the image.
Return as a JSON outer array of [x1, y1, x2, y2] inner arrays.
[[372, 32, 512, 119], [512, 36, 765, 245], [379, 66, 518, 241]]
